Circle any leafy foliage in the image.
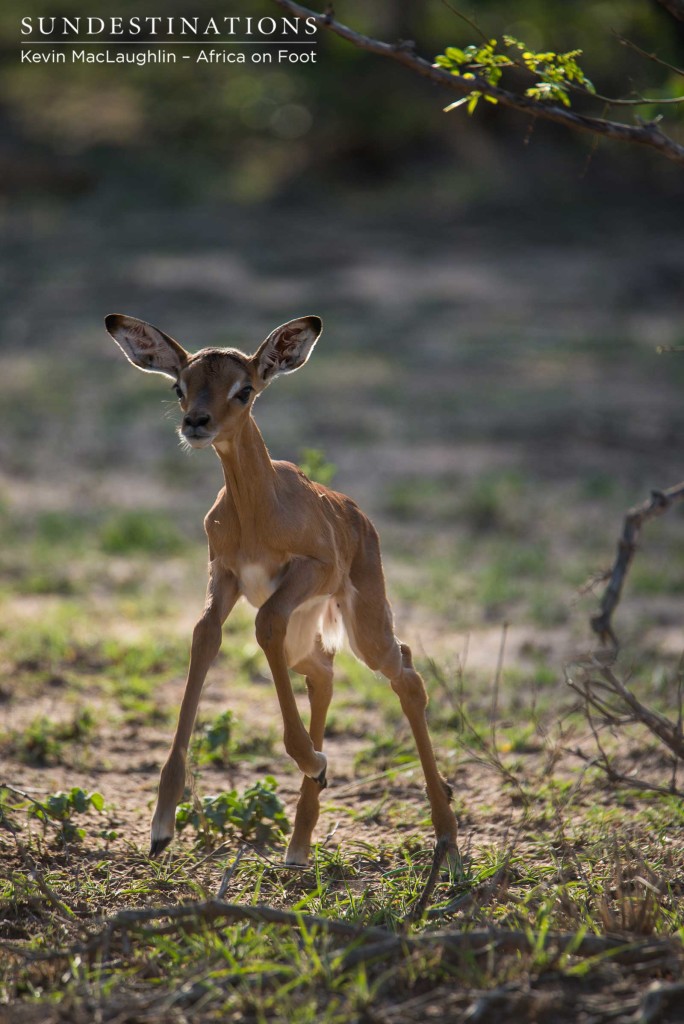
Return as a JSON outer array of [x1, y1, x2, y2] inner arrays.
[[2, 709, 95, 767], [99, 510, 184, 555], [0, 788, 24, 835], [193, 710, 236, 767], [298, 448, 337, 487], [176, 777, 289, 847], [28, 787, 105, 844], [435, 36, 595, 114]]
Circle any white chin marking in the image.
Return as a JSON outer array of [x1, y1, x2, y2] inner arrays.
[[183, 435, 215, 450]]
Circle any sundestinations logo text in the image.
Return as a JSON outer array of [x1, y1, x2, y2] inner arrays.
[[20, 16, 317, 38]]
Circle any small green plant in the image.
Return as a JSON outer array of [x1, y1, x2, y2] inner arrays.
[[298, 448, 337, 487], [176, 777, 289, 847], [435, 36, 595, 114], [34, 510, 90, 546], [193, 710, 236, 767], [3, 708, 96, 766], [0, 787, 24, 834], [458, 472, 525, 535], [29, 787, 104, 844], [99, 510, 184, 555]]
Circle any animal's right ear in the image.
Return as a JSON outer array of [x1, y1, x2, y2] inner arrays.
[[104, 314, 189, 379]]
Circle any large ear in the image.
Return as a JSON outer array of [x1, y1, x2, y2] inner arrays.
[[253, 316, 322, 384], [104, 314, 189, 379]]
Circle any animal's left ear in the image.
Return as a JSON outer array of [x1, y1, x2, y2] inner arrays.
[[253, 316, 322, 383]]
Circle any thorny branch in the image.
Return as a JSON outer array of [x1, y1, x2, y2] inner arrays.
[[272, 0, 684, 166], [591, 481, 684, 645]]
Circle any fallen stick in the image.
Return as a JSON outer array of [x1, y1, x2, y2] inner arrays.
[[8, 897, 682, 976]]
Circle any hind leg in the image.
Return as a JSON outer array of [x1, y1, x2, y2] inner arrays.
[[285, 644, 334, 866], [344, 528, 458, 865], [387, 640, 459, 866]]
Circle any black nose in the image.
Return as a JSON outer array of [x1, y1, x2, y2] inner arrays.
[[183, 412, 211, 430]]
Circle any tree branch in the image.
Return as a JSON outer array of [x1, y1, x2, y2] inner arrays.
[[591, 481, 684, 645], [272, 0, 684, 165], [656, 0, 684, 24]]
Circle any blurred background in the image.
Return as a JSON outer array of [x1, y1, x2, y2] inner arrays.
[[2, 0, 684, 672]]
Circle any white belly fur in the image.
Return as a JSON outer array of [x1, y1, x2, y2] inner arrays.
[[240, 563, 277, 608], [239, 563, 346, 667], [284, 596, 345, 667]]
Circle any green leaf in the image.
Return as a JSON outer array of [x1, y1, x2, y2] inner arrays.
[[45, 793, 70, 820], [89, 791, 105, 812], [69, 787, 90, 813]]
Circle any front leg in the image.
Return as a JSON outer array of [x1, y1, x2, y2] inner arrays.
[[254, 557, 333, 782], [150, 560, 239, 856]]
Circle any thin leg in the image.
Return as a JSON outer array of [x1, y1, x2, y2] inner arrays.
[[286, 646, 334, 866], [150, 560, 239, 855], [255, 556, 332, 781], [387, 643, 459, 865], [344, 521, 459, 867]]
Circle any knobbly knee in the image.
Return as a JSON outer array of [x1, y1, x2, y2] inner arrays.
[[192, 613, 222, 656], [255, 605, 287, 652], [282, 725, 311, 763], [391, 666, 428, 712]]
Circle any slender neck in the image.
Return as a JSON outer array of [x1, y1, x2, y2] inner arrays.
[[213, 414, 277, 524]]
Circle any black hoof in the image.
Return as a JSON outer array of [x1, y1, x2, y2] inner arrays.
[[149, 836, 172, 858], [314, 768, 328, 790]]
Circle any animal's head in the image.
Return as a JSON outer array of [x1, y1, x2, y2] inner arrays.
[[105, 314, 323, 449]]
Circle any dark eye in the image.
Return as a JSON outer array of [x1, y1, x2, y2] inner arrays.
[[235, 385, 253, 404], [173, 384, 183, 400]]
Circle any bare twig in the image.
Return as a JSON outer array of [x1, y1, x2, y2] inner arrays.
[[216, 845, 246, 899], [655, 0, 684, 25], [570, 664, 684, 759], [439, 0, 490, 47], [272, 0, 684, 165], [568, 661, 684, 799], [29, 870, 76, 922], [0, 783, 54, 819], [591, 481, 684, 645], [615, 33, 684, 79], [572, 739, 684, 799]]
